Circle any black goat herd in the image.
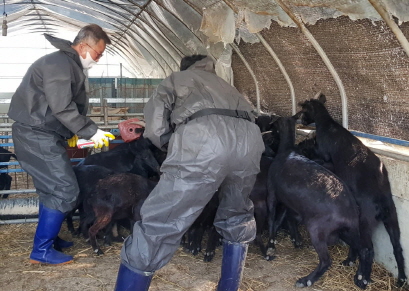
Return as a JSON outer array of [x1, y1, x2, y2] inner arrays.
[[0, 93, 407, 289]]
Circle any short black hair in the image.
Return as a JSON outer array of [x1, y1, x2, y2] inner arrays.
[[180, 55, 207, 71]]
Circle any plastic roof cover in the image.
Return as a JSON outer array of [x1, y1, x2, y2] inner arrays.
[[3, 0, 409, 79]]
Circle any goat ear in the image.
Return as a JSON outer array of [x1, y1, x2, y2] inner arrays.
[[269, 115, 280, 125], [318, 93, 326, 104], [313, 91, 322, 100], [291, 111, 302, 120]]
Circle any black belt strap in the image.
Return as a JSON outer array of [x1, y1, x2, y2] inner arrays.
[[183, 108, 251, 124]]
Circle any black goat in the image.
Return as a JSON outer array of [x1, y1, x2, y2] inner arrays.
[[83, 136, 163, 180], [0, 173, 12, 198], [298, 93, 407, 288], [76, 137, 166, 249], [182, 155, 295, 262], [182, 191, 221, 262], [256, 114, 281, 158], [0, 146, 17, 169], [297, 134, 334, 172], [67, 164, 117, 237], [88, 172, 157, 255], [266, 115, 365, 288], [250, 155, 276, 256], [255, 114, 280, 133], [0, 147, 17, 198]]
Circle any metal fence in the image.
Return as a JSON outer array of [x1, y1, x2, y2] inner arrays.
[[0, 77, 162, 202]]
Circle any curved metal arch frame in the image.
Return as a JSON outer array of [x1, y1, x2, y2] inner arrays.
[[38, 0, 170, 77], [107, 2, 183, 66], [274, 0, 348, 129]]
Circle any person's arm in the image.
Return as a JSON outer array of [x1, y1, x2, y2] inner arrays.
[[143, 76, 175, 151], [42, 58, 97, 139]]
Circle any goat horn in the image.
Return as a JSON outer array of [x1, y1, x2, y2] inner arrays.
[[313, 91, 322, 99]]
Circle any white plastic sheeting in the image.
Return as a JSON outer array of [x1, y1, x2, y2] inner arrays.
[[4, 0, 407, 80]]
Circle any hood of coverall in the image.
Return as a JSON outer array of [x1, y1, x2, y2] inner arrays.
[[44, 34, 83, 69], [185, 56, 216, 74]]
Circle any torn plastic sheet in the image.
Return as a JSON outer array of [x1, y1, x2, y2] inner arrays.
[[215, 46, 233, 85], [200, 2, 235, 45]]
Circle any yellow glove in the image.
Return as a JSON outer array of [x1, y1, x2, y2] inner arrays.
[[67, 135, 78, 147], [90, 129, 116, 148]]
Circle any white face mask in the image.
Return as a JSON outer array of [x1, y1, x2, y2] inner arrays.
[[80, 51, 97, 70]]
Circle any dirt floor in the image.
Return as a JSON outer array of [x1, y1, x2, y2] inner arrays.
[[1, 136, 407, 291], [0, 221, 404, 291]]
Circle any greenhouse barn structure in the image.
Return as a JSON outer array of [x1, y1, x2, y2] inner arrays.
[[0, 1, 408, 290]]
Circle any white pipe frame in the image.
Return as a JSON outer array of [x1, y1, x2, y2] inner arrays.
[[368, 0, 409, 59], [256, 33, 296, 115], [274, 0, 348, 128], [230, 43, 261, 114]]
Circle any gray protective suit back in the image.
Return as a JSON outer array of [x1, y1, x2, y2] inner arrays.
[[121, 57, 265, 273], [143, 57, 256, 150]]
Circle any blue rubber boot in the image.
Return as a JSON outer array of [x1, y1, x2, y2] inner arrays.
[[216, 241, 248, 291], [114, 263, 153, 291], [55, 236, 74, 249], [38, 203, 73, 250], [30, 205, 73, 265]]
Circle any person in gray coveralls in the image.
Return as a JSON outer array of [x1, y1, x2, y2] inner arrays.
[[8, 24, 114, 265], [114, 55, 265, 291]]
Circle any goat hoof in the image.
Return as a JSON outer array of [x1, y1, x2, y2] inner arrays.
[[265, 247, 276, 258], [342, 259, 355, 267], [295, 277, 312, 288], [203, 251, 215, 262], [354, 274, 368, 289], [190, 248, 200, 256], [94, 249, 104, 256], [397, 277, 407, 288], [264, 255, 276, 261]]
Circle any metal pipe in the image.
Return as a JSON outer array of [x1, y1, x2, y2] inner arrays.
[[274, 0, 348, 128], [0, 218, 39, 225], [0, 216, 80, 225], [296, 129, 409, 162], [368, 0, 409, 59], [230, 43, 261, 114], [0, 189, 36, 195], [256, 33, 296, 114], [103, 99, 109, 126]]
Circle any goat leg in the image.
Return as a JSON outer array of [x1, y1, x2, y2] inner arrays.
[[296, 228, 331, 287], [88, 210, 113, 255], [382, 204, 407, 287], [203, 226, 220, 262]]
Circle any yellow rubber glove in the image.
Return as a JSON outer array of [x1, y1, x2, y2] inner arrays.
[[67, 135, 78, 147], [90, 129, 116, 148]]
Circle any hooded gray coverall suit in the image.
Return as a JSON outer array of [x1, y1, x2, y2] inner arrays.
[[8, 34, 98, 213], [120, 57, 265, 273]]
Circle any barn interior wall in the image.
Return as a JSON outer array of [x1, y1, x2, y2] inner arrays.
[[231, 15, 409, 279], [232, 16, 409, 142]]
